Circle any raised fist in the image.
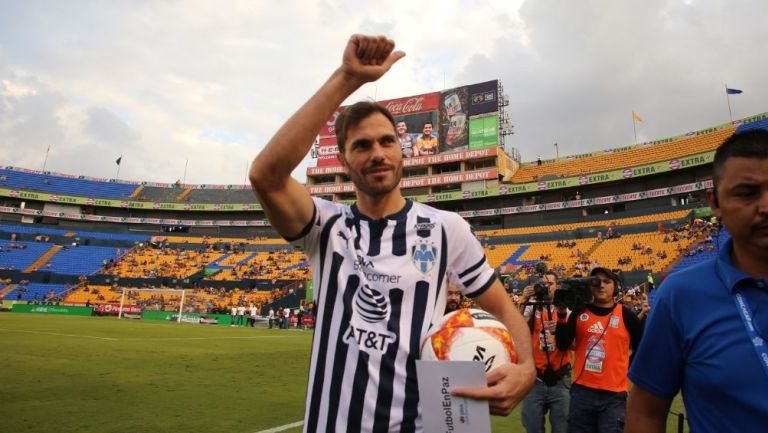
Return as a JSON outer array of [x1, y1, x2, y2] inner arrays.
[[341, 34, 405, 84]]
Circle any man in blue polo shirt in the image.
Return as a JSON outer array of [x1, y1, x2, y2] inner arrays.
[[625, 129, 768, 433]]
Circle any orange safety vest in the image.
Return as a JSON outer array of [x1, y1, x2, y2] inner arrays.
[[572, 304, 630, 392], [531, 306, 572, 374]]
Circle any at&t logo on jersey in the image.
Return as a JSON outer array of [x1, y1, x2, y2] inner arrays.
[[344, 285, 397, 354], [411, 239, 437, 274]]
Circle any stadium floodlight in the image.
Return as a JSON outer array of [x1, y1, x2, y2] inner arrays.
[[118, 287, 186, 323]]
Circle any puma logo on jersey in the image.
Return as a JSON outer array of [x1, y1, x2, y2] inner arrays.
[[337, 231, 349, 246]]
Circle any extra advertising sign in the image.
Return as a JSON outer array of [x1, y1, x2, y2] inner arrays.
[[439, 86, 470, 152], [468, 80, 498, 115]]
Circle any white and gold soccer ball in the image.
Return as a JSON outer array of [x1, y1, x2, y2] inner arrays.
[[420, 308, 518, 372]]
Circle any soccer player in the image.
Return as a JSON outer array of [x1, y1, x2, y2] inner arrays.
[[625, 130, 768, 433], [249, 34, 534, 432]]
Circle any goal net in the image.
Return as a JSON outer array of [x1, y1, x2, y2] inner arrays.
[[118, 288, 186, 322]]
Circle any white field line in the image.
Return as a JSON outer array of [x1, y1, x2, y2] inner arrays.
[[0, 328, 118, 341], [120, 335, 303, 341], [254, 420, 304, 433]]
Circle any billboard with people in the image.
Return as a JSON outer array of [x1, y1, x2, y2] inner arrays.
[[313, 81, 500, 167]]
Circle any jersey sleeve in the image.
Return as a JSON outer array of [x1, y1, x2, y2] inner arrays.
[[444, 213, 496, 298], [288, 197, 344, 258], [627, 279, 684, 400]]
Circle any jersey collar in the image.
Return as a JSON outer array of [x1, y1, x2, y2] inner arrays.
[[351, 199, 412, 223], [715, 238, 757, 293]]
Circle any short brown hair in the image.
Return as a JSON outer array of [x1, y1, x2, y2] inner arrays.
[[334, 101, 396, 155]]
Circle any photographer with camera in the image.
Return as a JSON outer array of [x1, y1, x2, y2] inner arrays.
[[519, 269, 572, 433], [554, 267, 645, 433]]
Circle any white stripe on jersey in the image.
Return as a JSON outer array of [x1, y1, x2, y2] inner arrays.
[[296, 197, 495, 433]]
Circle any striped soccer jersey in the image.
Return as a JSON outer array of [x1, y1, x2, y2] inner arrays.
[[293, 197, 497, 433]]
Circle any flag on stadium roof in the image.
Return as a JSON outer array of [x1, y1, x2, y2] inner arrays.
[[725, 87, 743, 95], [632, 111, 644, 122], [115, 156, 122, 165]]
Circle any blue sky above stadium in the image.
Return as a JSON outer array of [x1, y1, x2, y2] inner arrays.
[[0, 0, 766, 185]]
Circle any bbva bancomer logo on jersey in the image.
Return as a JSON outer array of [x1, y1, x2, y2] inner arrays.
[[354, 254, 403, 284], [344, 284, 398, 353]]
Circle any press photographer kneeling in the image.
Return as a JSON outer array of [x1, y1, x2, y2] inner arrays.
[[554, 267, 646, 433], [518, 266, 573, 433]]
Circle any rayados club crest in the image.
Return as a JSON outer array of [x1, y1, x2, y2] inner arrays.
[[411, 239, 438, 274]]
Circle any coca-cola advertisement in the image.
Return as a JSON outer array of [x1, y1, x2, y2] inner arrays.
[[439, 86, 470, 152], [379, 92, 439, 116]]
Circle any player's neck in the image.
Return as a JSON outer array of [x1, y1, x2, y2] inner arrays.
[[355, 191, 406, 220]]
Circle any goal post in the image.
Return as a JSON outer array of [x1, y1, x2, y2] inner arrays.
[[119, 287, 186, 322]]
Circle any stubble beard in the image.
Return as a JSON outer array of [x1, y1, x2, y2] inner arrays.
[[350, 159, 404, 198]]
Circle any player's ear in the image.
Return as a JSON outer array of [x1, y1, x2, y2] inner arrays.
[[337, 151, 350, 174], [706, 188, 721, 218]]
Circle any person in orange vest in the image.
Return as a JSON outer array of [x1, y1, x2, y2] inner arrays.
[[519, 270, 572, 433], [555, 267, 645, 433]]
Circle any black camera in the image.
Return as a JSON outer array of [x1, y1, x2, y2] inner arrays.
[[553, 277, 599, 310], [532, 282, 550, 302]]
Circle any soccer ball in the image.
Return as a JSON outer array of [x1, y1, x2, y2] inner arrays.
[[420, 308, 517, 372]]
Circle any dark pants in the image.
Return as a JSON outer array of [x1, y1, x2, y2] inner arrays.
[[568, 384, 626, 433], [522, 375, 571, 433]]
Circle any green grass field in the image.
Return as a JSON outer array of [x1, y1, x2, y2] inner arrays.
[[1, 313, 688, 433]]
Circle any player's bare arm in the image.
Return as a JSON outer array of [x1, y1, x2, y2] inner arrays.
[[625, 385, 672, 433], [451, 280, 536, 415], [249, 35, 405, 239]]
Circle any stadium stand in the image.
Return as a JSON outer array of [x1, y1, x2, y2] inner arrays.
[[43, 246, 120, 275], [477, 209, 690, 237], [3, 282, 69, 302], [0, 241, 55, 271], [510, 127, 734, 183], [668, 228, 729, 273], [184, 188, 257, 204], [486, 238, 597, 271], [165, 235, 287, 246], [736, 117, 768, 133], [134, 185, 186, 202], [0, 168, 137, 199], [62, 284, 276, 314], [588, 232, 697, 274], [62, 284, 122, 305], [5, 110, 762, 324], [0, 223, 149, 242], [104, 247, 223, 279], [206, 250, 310, 281]]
